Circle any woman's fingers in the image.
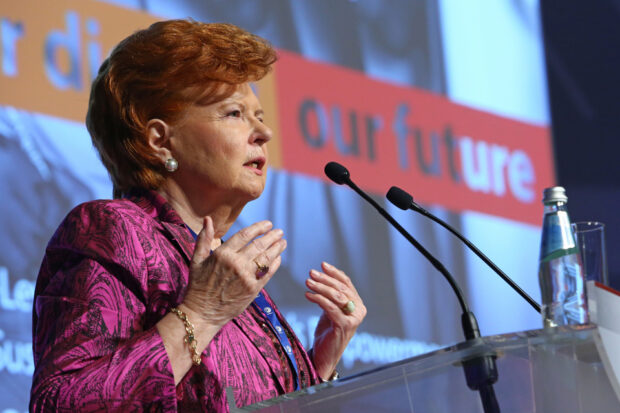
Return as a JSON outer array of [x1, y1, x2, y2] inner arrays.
[[304, 288, 344, 317], [321, 262, 358, 293], [238, 227, 284, 258], [222, 221, 286, 280], [223, 220, 273, 250], [185, 219, 287, 326], [257, 255, 283, 285], [218, 221, 285, 274], [190, 216, 215, 267], [307, 270, 350, 308], [256, 231, 287, 260], [308, 264, 358, 301], [306, 262, 366, 319]]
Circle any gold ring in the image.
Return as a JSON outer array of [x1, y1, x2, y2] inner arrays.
[[254, 259, 269, 278], [342, 300, 355, 315]]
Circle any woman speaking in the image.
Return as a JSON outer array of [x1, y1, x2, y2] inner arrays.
[[30, 19, 365, 412]]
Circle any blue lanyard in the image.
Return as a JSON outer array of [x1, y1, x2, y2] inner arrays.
[[186, 226, 300, 390], [252, 291, 301, 390]]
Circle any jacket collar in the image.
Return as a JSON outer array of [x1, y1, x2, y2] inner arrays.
[[125, 188, 196, 262]]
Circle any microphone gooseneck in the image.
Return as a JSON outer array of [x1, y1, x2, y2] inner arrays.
[[324, 162, 470, 316], [386, 186, 541, 314], [326, 162, 500, 413]]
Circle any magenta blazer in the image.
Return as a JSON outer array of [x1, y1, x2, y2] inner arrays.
[[30, 189, 319, 412]]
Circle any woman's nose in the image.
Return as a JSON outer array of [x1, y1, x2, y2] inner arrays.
[[251, 119, 272, 145]]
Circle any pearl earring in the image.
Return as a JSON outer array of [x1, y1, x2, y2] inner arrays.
[[165, 158, 178, 172]]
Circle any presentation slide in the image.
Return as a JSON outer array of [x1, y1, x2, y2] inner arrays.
[[0, 1, 551, 410]]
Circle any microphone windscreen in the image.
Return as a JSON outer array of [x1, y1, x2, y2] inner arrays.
[[386, 186, 413, 210], [324, 162, 350, 185]]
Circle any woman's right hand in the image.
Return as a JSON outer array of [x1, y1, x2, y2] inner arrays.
[[181, 216, 286, 328]]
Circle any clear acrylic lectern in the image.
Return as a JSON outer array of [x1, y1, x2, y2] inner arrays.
[[230, 324, 620, 413]]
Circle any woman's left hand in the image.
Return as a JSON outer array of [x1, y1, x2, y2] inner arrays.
[[305, 262, 366, 380]]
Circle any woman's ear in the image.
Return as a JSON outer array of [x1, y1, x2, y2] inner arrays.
[[146, 119, 173, 163]]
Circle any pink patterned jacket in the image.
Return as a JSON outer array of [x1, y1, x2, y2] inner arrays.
[[30, 189, 319, 412]]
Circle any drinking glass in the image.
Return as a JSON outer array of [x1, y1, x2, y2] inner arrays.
[[572, 221, 608, 285]]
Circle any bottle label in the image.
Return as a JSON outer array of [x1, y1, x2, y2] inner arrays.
[[540, 212, 578, 262], [539, 253, 588, 325]]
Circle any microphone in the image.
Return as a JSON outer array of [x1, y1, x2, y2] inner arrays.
[[324, 161, 500, 412], [325, 162, 469, 317], [324, 161, 350, 185], [386, 186, 541, 314]]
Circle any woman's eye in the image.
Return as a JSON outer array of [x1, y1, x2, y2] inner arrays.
[[227, 110, 242, 118]]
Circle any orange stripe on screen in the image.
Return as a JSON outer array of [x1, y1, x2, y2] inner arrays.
[[273, 50, 553, 225]]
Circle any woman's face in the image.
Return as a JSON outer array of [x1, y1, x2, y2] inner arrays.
[[169, 83, 272, 203]]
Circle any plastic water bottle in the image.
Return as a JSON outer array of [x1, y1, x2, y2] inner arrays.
[[538, 186, 588, 327]]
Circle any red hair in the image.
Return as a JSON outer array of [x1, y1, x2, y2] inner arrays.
[[86, 20, 277, 198]]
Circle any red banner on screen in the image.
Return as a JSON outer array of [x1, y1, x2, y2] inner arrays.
[[273, 50, 554, 225]]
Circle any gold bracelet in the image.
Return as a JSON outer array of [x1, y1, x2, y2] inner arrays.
[[170, 307, 201, 366]]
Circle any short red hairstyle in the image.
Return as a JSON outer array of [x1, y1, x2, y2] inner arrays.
[[86, 19, 277, 198]]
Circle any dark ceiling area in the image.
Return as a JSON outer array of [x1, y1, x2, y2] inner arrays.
[[541, 0, 620, 289]]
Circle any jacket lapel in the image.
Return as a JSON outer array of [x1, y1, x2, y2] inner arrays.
[[232, 309, 288, 393], [127, 189, 196, 264], [160, 221, 195, 264]]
